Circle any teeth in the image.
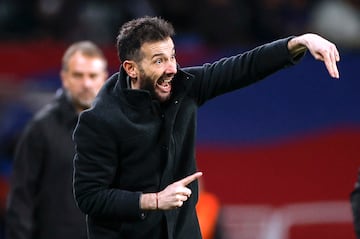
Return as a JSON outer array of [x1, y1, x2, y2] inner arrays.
[[157, 78, 172, 85]]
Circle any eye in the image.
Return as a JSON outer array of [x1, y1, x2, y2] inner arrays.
[[155, 58, 163, 64], [89, 73, 98, 79], [72, 72, 83, 79]]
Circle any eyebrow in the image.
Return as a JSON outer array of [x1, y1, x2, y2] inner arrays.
[[151, 53, 165, 59], [151, 48, 176, 60]]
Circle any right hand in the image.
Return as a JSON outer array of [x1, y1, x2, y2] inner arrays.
[[158, 172, 203, 210]]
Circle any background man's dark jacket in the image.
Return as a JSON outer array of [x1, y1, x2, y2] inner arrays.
[[6, 90, 87, 239], [73, 37, 301, 239]]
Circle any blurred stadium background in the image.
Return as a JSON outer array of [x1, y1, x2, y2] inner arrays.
[[1, 0, 360, 238]]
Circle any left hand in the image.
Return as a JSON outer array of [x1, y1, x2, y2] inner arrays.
[[157, 172, 203, 210], [288, 33, 340, 79]]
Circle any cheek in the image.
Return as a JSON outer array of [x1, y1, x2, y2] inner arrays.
[[61, 77, 70, 89], [63, 79, 84, 94], [141, 65, 163, 79], [62, 79, 74, 92], [94, 80, 105, 91], [150, 71, 164, 83]]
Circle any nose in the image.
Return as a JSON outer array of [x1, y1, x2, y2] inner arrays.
[[82, 77, 94, 89], [165, 60, 177, 75]]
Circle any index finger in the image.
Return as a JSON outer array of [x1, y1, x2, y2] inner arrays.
[[178, 172, 203, 186]]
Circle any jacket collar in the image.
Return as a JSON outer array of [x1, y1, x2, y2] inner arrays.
[[55, 88, 78, 129]]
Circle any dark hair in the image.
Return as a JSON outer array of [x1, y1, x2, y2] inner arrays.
[[116, 16, 175, 63]]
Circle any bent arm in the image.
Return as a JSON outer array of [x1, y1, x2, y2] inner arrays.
[[73, 112, 144, 221]]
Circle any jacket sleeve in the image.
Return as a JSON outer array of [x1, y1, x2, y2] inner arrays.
[[185, 37, 303, 105], [5, 121, 46, 239], [73, 110, 144, 221]]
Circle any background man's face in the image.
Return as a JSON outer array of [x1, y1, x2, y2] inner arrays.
[[61, 51, 108, 111]]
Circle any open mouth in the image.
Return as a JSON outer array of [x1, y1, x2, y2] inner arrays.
[[156, 77, 172, 93], [157, 78, 172, 85]]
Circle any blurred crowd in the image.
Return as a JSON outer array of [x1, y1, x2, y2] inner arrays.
[[1, 0, 360, 48]]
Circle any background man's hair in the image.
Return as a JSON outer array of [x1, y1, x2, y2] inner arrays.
[[61, 41, 107, 71]]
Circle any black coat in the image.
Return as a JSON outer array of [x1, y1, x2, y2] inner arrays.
[[73, 37, 300, 239], [6, 90, 87, 239]]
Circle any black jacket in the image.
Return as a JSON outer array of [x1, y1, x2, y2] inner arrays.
[[6, 90, 87, 239], [73, 37, 301, 239]]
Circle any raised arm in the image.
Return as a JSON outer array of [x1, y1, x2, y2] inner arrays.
[[288, 33, 340, 79]]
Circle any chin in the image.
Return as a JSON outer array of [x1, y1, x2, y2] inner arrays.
[[77, 100, 93, 109], [157, 94, 171, 102]]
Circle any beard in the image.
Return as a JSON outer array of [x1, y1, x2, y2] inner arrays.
[[140, 75, 157, 99], [138, 68, 172, 102], [73, 96, 93, 111], [65, 89, 94, 112]]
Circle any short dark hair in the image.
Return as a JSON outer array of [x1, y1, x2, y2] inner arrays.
[[116, 16, 175, 63]]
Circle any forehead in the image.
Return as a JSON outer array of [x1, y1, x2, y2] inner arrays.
[[140, 37, 175, 58], [67, 52, 105, 71]]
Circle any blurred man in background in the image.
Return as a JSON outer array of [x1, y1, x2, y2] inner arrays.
[[5, 41, 108, 239]]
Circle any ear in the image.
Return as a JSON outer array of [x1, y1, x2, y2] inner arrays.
[[122, 60, 137, 78], [60, 70, 68, 87]]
